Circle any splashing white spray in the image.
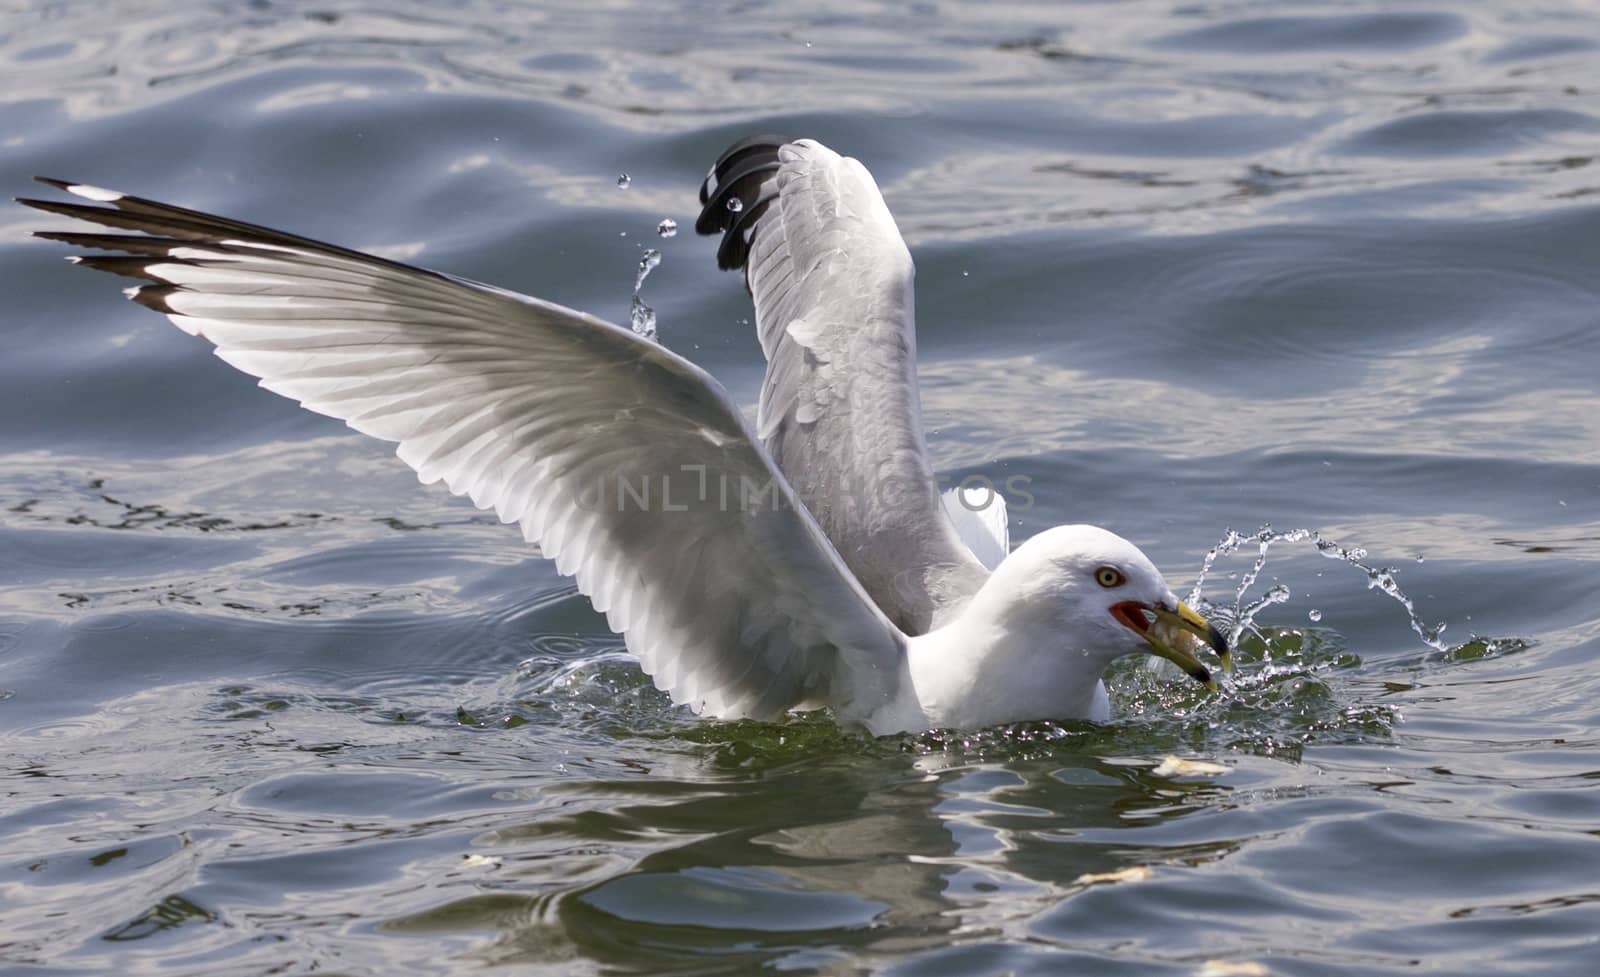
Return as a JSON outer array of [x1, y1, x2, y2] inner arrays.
[[1188, 525, 1449, 652]]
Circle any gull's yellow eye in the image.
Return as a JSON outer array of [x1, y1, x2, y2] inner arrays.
[[1095, 566, 1126, 588]]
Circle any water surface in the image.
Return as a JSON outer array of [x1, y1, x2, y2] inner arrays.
[[2, 2, 1599, 975]]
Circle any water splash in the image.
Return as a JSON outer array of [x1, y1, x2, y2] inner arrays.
[[1234, 583, 1292, 653], [1189, 525, 1449, 652], [656, 218, 678, 238], [629, 248, 661, 341]]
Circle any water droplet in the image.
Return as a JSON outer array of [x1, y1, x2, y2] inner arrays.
[[633, 249, 661, 290], [726, 197, 743, 213], [629, 302, 655, 340], [656, 218, 678, 238], [1308, 609, 1322, 622], [616, 173, 631, 189], [629, 248, 662, 341]]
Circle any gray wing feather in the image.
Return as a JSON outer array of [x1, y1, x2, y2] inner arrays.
[[25, 180, 908, 722], [699, 140, 988, 633]]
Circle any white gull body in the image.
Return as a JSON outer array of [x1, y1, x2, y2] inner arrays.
[[23, 139, 1226, 735]]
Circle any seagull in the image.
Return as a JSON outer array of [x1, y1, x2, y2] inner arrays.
[[20, 136, 1228, 735]]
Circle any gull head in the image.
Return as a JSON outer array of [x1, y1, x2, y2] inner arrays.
[[902, 524, 1232, 730], [982, 524, 1230, 687]]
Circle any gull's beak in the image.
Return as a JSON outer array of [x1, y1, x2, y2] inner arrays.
[[1112, 599, 1231, 691]]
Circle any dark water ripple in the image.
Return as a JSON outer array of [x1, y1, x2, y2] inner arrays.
[[3, 1, 1600, 975]]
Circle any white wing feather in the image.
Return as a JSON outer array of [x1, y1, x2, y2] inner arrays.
[[939, 487, 1009, 573], [26, 181, 908, 723]]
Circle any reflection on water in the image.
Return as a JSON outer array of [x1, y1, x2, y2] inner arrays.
[[3, 0, 1600, 974]]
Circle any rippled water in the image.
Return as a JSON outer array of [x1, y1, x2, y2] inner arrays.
[[3, 2, 1599, 974]]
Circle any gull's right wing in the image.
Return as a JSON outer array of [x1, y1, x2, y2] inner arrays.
[[22, 179, 909, 723]]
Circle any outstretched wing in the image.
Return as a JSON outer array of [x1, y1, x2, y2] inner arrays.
[[23, 179, 908, 723], [697, 138, 988, 634]]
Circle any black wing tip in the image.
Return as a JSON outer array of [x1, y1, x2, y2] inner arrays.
[[20, 184, 107, 250], [16, 196, 91, 224], [14, 178, 68, 209], [127, 281, 179, 313], [25, 173, 469, 297], [697, 135, 790, 204], [696, 134, 792, 271], [22, 178, 128, 206], [25, 183, 191, 295], [18, 177, 125, 227]]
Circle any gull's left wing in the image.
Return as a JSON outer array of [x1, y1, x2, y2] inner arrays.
[[697, 138, 991, 634], [21, 179, 910, 723]]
